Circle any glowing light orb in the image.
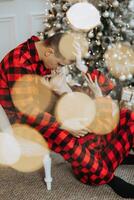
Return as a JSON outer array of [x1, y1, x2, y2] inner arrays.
[[104, 43, 134, 79], [66, 2, 101, 31], [11, 124, 49, 172], [55, 92, 96, 131], [12, 75, 53, 116], [88, 97, 119, 135], [59, 32, 88, 60]]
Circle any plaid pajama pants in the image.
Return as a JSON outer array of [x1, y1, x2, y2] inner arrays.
[[26, 108, 134, 186]]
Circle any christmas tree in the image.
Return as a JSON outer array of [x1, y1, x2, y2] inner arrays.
[[41, 0, 134, 101]]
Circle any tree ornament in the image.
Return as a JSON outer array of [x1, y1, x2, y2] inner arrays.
[[97, 32, 103, 37], [128, 0, 134, 12], [48, 14, 55, 20], [110, 12, 115, 19], [103, 11, 109, 18], [44, 23, 52, 31], [119, 75, 126, 81], [62, 3, 70, 11], [121, 27, 127, 32], [56, 13, 63, 19], [44, 18, 48, 23], [112, 0, 119, 8], [96, 40, 101, 46], [55, 4, 61, 11], [55, 23, 62, 30], [127, 73, 133, 80], [85, 52, 90, 59], [88, 31, 94, 38], [62, 17, 67, 23]]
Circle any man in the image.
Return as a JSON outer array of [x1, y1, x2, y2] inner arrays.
[[0, 32, 134, 198]]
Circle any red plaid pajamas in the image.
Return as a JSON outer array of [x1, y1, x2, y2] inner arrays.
[[0, 36, 134, 185]]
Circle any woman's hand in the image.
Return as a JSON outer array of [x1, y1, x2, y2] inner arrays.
[[86, 73, 103, 97], [42, 73, 72, 96]]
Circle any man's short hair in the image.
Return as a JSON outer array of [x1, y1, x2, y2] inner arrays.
[[44, 32, 65, 59]]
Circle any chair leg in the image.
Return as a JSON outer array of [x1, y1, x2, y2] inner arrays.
[[43, 153, 52, 190]]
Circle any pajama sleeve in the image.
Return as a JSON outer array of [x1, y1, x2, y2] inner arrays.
[[0, 71, 19, 124]]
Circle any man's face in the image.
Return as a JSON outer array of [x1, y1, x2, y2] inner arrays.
[[44, 48, 73, 70]]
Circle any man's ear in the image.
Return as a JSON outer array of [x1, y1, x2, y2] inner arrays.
[[45, 48, 54, 57]]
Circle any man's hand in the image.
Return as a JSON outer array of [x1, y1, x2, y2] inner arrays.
[[85, 74, 103, 97], [60, 125, 89, 138], [50, 73, 72, 95]]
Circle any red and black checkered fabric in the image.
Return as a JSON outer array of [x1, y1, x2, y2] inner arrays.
[[0, 36, 133, 185]]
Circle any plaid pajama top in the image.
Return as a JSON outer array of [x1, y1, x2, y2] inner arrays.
[[0, 36, 133, 185]]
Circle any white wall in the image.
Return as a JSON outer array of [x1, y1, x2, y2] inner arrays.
[[0, 0, 50, 61]]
